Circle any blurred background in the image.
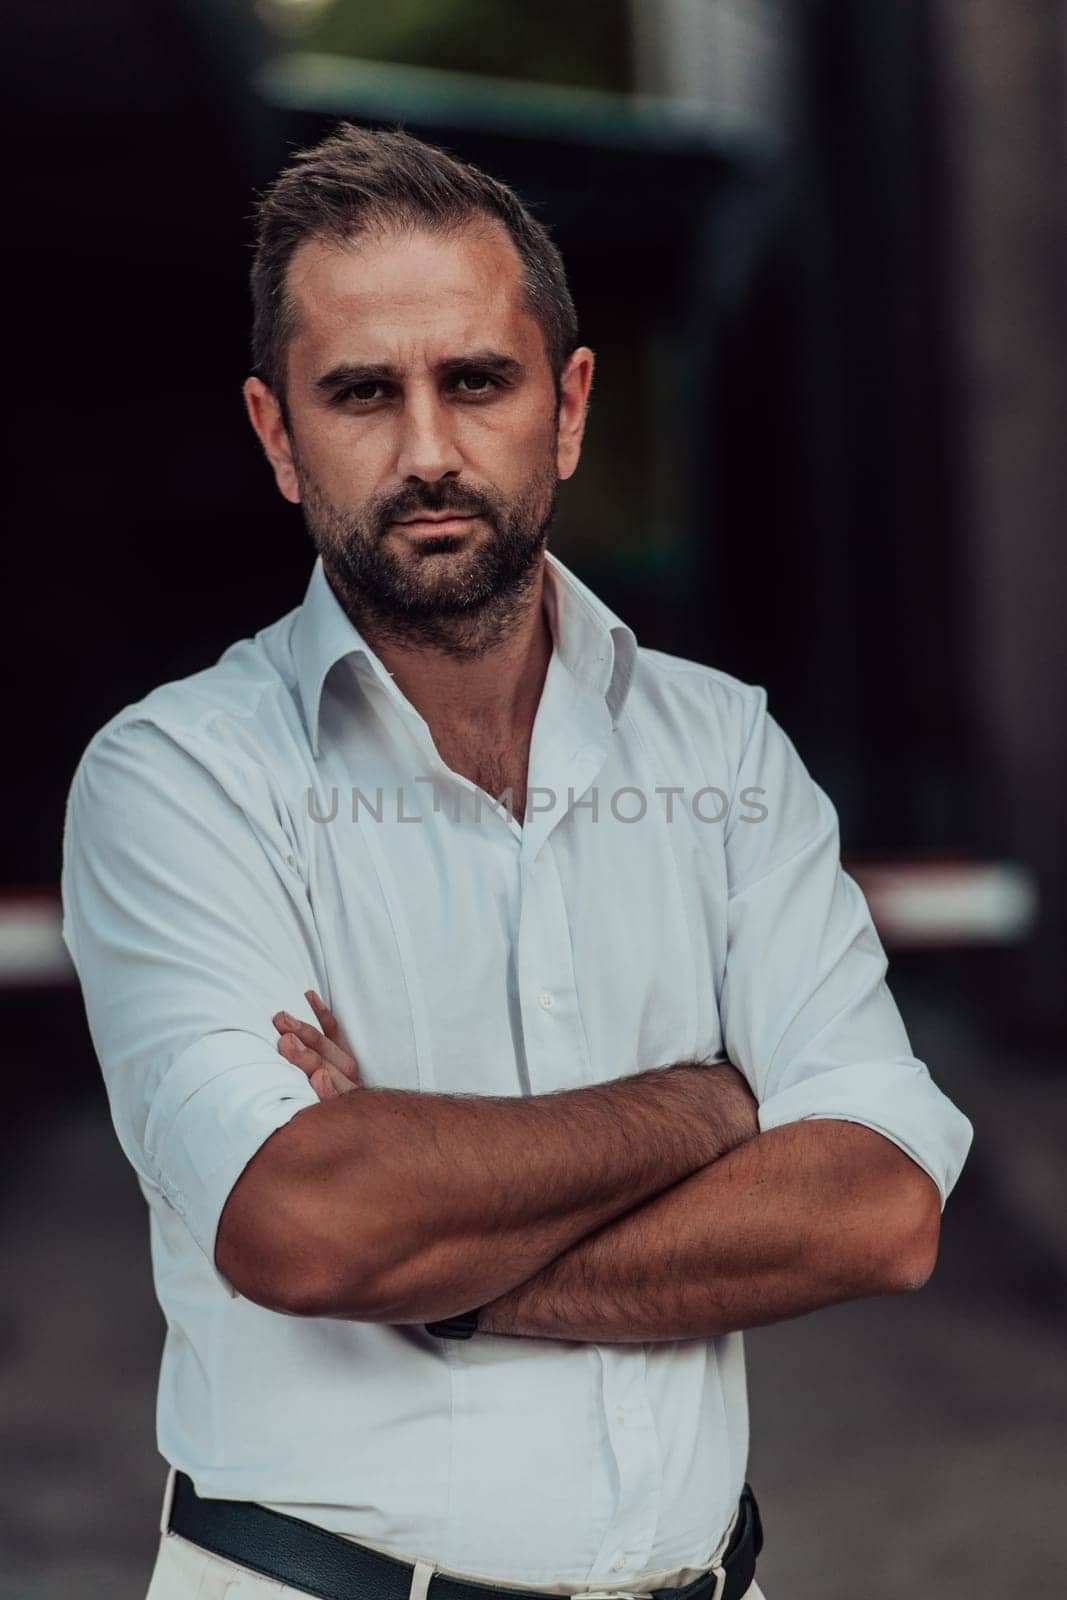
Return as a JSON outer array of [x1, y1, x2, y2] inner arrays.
[[2, 1, 1065, 1595]]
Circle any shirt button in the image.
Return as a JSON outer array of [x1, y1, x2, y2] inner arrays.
[[537, 990, 554, 1011], [610, 1556, 629, 1572]]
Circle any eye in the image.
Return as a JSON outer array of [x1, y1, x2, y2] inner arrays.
[[452, 371, 499, 396], [335, 380, 392, 406]]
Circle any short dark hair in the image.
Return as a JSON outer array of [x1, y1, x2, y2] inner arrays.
[[249, 124, 579, 423]]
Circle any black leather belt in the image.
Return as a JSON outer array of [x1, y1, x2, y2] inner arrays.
[[168, 1471, 763, 1600]]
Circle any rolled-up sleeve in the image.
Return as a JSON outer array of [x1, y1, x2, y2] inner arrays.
[[60, 715, 323, 1290], [719, 685, 973, 1207]]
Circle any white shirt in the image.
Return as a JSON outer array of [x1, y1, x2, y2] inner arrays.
[[60, 550, 972, 1591]]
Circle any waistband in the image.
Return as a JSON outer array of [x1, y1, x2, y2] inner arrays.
[[164, 1470, 763, 1600]]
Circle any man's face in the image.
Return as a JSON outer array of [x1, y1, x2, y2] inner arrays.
[[247, 221, 590, 630]]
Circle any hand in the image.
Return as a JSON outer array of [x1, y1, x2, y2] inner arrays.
[[272, 990, 362, 1101]]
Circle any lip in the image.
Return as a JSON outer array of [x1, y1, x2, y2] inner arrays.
[[392, 514, 479, 535]]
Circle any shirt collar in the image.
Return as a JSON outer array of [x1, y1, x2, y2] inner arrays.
[[291, 550, 638, 760]]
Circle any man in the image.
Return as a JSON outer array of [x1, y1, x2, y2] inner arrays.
[[61, 125, 973, 1600]]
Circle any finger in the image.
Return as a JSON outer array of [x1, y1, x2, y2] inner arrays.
[[273, 1012, 359, 1082], [309, 1063, 350, 1101], [306, 991, 356, 1057], [272, 1013, 328, 1054], [310, 1064, 337, 1100], [330, 1063, 356, 1098], [308, 1060, 359, 1101], [276, 1031, 325, 1079], [278, 1035, 357, 1103]]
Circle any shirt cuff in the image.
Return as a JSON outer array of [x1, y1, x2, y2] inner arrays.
[[143, 1029, 321, 1295], [757, 1060, 974, 1210]]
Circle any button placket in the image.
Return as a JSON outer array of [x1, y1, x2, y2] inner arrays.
[[516, 843, 591, 1093], [589, 1346, 661, 1582]]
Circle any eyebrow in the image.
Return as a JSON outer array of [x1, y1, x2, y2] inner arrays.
[[313, 350, 526, 396]]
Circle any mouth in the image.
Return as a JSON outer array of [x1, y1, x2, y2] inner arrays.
[[392, 514, 480, 537]]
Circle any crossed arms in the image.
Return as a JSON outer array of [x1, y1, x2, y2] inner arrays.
[[63, 712, 964, 1345], [215, 993, 942, 1343]]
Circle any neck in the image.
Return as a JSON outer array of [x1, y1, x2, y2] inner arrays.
[[324, 556, 554, 741]]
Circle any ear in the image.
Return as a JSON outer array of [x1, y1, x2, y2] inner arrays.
[[243, 377, 301, 504], [555, 347, 595, 481]]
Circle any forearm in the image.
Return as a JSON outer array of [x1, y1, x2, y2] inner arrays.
[[477, 1121, 942, 1342], [306, 1061, 757, 1320]]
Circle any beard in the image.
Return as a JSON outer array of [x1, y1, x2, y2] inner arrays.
[[292, 443, 560, 659]]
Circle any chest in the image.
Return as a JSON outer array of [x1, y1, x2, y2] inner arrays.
[[431, 732, 531, 824], [300, 731, 730, 1101]]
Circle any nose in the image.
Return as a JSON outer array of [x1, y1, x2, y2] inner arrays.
[[394, 388, 464, 484]]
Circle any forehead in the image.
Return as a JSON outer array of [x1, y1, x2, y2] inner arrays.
[[285, 221, 539, 367]]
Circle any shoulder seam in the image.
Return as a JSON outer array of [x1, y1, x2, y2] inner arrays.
[[95, 673, 286, 749], [636, 648, 764, 706]]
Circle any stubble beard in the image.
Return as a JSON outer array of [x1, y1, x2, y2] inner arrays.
[[292, 444, 560, 661]]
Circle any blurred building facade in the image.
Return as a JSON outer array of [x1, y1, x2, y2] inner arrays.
[[2, 0, 1065, 1048]]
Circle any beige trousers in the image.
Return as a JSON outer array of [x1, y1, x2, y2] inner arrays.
[[144, 1467, 766, 1600]]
